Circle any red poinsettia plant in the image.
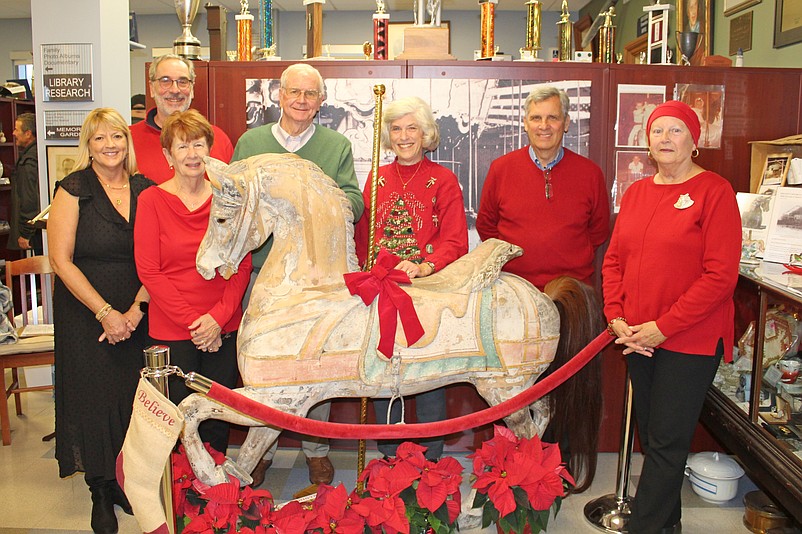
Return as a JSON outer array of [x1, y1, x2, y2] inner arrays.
[[469, 426, 574, 534], [171, 441, 462, 534], [357, 442, 463, 534]]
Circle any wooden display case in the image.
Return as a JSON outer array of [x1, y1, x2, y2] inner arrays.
[[702, 266, 802, 523]]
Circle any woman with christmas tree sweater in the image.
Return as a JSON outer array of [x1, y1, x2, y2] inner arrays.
[[355, 96, 468, 460]]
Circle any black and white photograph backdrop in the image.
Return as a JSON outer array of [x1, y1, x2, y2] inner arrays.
[[245, 77, 592, 246]]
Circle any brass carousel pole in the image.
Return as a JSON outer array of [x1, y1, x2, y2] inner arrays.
[[357, 84, 386, 491]]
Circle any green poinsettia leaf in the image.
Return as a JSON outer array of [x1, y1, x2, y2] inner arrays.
[[472, 491, 488, 508], [553, 496, 562, 516], [481, 501, 497, 528], [512, 486, 531, 510]]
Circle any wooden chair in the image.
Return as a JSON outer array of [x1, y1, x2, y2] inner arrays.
[[0, 256, 55, 446]]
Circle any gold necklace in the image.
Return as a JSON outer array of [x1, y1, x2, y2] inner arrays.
[[396, 159, 424, 190], [98, 177, 130, 206]]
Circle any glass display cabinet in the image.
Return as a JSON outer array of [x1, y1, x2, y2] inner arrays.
[[702, 261, 802, 522]]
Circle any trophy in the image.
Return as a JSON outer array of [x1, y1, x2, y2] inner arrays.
[[173, 0, 201, 59], [520, 0, 542, 61], [676, 31, 703, 65], [556, 0, 572, 62], [256, 0, 280, 60], [598, 7, 616, 63], [479, 0, 498, 59], [373, 0, 389, 60], [237, 0, 255, 61]]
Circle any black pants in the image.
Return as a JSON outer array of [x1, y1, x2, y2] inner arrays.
[[157, 333, 239, 455], [627, 340, 723, 534], [373, 387, 446, 461]]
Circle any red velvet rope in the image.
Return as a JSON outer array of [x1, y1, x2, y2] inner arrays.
[[201, 331, 612, 439]]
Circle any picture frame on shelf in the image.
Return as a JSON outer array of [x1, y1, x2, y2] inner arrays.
[[774, 0, 802, 48], [676, 0, 712, 65], [46, 145, 79, 201], [760, 153, 793, 190], [723, 0, 761, 17]]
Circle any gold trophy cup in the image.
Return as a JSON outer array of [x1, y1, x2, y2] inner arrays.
[[174, 0, 202, 59]]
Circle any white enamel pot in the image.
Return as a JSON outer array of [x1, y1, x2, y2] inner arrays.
[[685, 452, 745, 504]]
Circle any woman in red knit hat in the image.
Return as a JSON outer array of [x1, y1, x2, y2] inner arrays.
[[602, 100, 741, 534]]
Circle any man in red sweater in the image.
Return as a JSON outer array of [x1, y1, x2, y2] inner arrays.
[[130, 54, 233, 183], [476, 86, 610, 290]]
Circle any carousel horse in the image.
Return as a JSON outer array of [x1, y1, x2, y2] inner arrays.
[[179, 153, 601, 488]]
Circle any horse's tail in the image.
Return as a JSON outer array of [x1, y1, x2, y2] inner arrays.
[[543, 276, 606, 494]]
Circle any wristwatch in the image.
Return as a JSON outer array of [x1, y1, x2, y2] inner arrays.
[[136, 301, 149, 314]]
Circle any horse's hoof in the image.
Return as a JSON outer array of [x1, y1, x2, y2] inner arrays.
[[250, 458, 272, 487], [306, 455, 334, 485]]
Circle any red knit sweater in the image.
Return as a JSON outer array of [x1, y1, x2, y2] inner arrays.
[[476, 147, 610, 290], [355, 157, 468, 270], [602, 171, 741, 360], [134, 187, 252, 340]]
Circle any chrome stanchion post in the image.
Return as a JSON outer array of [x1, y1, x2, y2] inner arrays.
[[144, 345, 176, 534], [584, 374, 635, 532]]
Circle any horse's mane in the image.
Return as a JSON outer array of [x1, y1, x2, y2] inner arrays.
[[278, 154, 360, 273], [543, 276, 605, 493]]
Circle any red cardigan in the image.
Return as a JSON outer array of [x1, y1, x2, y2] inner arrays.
[[602, 171, 741, 360], [130, 108, 234, 184], [476, 147, 610, 290], [355, 157, 468, 270], [134, 187, 252, 340]]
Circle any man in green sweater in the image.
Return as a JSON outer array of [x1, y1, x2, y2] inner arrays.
[[233, 63, 364, 489]]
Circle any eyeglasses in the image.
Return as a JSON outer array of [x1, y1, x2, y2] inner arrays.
[[544, 169, 552, 200], [284, 88, 322, 100], [153, 76, 193, 90]]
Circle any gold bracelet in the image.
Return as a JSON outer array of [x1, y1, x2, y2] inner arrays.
[[95, 303, 113, 322], [423, 261, 436, 274], [607, 316, 627, 336]]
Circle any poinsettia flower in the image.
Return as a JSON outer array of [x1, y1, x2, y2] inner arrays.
[[196, 474, 243, 531], [394, 442, 427, 470], [351, 493, 409, 533], [307, 484, 367, 534], [364, 460, 421, 499], [181, 512, 216, 534], [416, 457, 462, 512], [272, 500, 316, 534], [240, 486, 275, 522], [468, 426, 519, 475]]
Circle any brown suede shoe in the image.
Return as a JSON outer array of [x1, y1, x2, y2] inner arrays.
[[249, 458, 272, 487], [306, 455, 334, 485]]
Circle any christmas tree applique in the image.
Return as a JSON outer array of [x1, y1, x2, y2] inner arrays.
[[378, 198, 421, 261]]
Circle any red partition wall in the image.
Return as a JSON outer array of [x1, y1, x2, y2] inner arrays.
[[188, 60, 802, 452]]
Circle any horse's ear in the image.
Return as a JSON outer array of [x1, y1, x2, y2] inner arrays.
[[204, 156, 226, 191]]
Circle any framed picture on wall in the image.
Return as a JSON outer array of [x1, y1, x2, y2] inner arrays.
[[46, 145, 79, 201], [723, 0, 761, 16], [676, 0, 712, 65], [774, 0, 802, 48]]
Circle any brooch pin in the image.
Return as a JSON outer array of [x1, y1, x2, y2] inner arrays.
[[674, 194, 694, 210]]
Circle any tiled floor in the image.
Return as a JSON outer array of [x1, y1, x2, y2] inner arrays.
[[0, 385, 783, 533]]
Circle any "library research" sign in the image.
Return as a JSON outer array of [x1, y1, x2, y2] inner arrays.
[[41, 43, 94, 102]]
